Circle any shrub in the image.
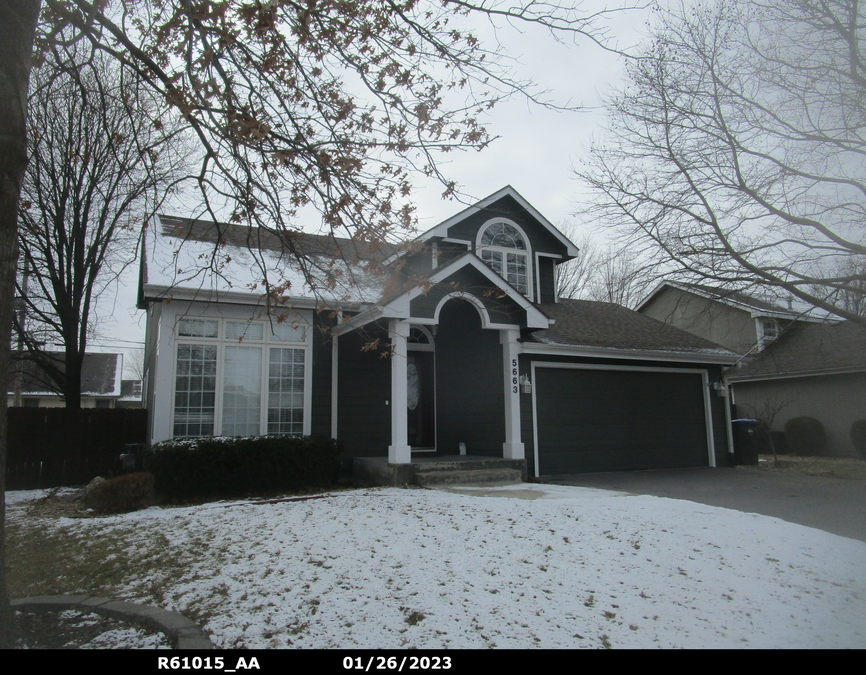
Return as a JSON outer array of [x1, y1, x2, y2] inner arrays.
[[784, 417, 827, 456], [144, 435, 341, 500], [85, 472, 155, 514], [851, 420, 866, 458]]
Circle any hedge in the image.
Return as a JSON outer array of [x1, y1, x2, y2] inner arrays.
[[784, 417, 827, 456], [144, 435, 341, 499]]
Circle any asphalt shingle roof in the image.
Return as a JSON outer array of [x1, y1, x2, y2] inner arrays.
[[727, 320, 866, 380], [8, 352, 122, 397], [527, 299, 735, 356]]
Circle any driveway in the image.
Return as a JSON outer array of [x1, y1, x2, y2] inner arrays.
[[541, 466, 866, 543]]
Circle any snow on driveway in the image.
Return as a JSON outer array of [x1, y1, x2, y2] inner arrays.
[[9, 483, 866, 649]]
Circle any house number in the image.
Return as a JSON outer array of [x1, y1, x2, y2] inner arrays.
[[511, 359, 518, 393]]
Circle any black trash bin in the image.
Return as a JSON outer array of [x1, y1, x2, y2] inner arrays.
[[731, 419, 767, 465]]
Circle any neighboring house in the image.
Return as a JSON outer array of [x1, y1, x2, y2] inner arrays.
[[138, 186, 737, 477], [636, 280, 824, 355], [117, 380, 143, 409], [7, 352, 123, 408], [637, 280, 865, 456], [726, 321, 866, 457]]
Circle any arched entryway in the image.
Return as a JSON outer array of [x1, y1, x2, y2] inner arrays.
[[433, 299, 505, 457]]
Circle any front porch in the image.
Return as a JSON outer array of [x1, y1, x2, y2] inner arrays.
[[353, 455, 526, 487]]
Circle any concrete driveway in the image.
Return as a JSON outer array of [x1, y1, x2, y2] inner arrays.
[[541, 466, 866, 543]]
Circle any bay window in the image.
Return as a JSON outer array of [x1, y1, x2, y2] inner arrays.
[[172, 316, 309, 438]]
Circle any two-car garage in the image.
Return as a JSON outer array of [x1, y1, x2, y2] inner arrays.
[[531, 363, 716, 476]]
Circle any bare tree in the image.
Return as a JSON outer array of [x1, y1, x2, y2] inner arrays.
[[585, 243, 654, 308], [14, 45, 187, 409], [742, 394, 794, 468], [555, 229, 599, 299], [555, 227, 654, 307], [811, 256, 866, 318], [578, 0, 866, 324], [0, 0, 638, 646]]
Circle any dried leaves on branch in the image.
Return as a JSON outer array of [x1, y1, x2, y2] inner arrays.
[[35, 0, 621, 300], [578, 0, 866, 323]]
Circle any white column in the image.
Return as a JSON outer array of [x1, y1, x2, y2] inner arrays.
[[501, 328, 525, 459], [388, 319, 412, 463]]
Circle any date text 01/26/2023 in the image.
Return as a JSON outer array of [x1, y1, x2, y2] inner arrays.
[[344, 657, 452, 671]]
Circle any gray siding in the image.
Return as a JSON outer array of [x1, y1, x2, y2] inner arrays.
[[310, 313, 334, 437], [435, 299, 505, 456], [337, 325, 392, 458]]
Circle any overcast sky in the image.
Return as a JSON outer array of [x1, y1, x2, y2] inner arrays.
[[90, 3, 654, 375]]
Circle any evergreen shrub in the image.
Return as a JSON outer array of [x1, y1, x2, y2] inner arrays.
[[145, 435, 341, 499], [784, 417, 827, 456]]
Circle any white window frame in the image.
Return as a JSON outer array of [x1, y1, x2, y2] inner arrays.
[[757, 317, 779, 350], [476, 218, 533, 301], [170, 314, 312, 439]]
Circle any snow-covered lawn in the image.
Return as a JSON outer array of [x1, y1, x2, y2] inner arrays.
[[7, 483, 866, 649]]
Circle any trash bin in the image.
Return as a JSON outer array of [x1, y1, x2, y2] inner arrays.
[[731, 419, 766, 465]]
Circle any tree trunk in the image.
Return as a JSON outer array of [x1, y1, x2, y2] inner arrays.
[[0, 0, 41, 648]]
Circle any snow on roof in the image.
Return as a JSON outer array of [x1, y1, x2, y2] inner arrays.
[[141, 215, 394, 307], [8, 352, 123, 397]]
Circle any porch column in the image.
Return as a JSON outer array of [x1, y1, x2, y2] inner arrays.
[[500, 328, 525, 460], [388, 319, 412, 463]]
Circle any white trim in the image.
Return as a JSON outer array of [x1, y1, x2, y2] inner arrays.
[[168, 310, 313, 439], [334, 254, 552, 335], [530, 361, 717, 478], [536, 252, 562, 303], [521, 342, 737, 365], [388, 319, 412, 463], [635, 280, 826, 322], [432, 292, 523, 331], [415, 186, 580, 257], [721, 375, 735, 456], [431, 241, 438, 270], [407, 325, 437, 453], [440, 237, 472, 247], [475, 217, 533, 302], [500, 329, 525, 459], [331, 312, 341, 439], [726, 365, 866, 383], [140, 284, 371, 313]]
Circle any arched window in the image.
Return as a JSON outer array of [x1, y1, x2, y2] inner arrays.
[[477, 220, 531, 297]]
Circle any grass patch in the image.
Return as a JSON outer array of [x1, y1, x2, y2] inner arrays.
[[749, 455, 866, 480], [5, 506, 191, 606]]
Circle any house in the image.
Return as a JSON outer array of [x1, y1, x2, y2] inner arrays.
[[636, 280, 825, 355], [7, 352, 123, 408], [138, 187, 737, 479], [637, 280, 865, 456], [725, 320, 866, 457], [117, 379, 143, 409]]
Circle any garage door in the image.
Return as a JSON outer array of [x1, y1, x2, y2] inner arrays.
[[533, 365, 711, 475]]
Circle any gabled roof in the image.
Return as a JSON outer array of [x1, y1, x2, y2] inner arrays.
[[383, 186, 580, 264], [335, 251, 551, 334], [8, 352, 123, 397], [726, 320, 866, 381], [524, 299, 738, 364], [139, 215, 393, 308], [636, 280, 826, 321]]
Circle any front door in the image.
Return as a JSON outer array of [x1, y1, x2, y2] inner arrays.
[[407, 351, 435, 449]]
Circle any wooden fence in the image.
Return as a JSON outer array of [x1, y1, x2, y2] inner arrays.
[[6, 408, 148, 490]]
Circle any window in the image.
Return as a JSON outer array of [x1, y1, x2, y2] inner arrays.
[[758, 318, 779, 350], [477, 220, 531, 297], [172, 316, 309, 438]]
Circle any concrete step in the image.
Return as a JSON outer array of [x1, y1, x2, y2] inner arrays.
[[415, 468, 523, 487], [411, 458, 525, 473]]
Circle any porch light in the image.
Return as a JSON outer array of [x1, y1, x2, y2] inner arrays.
[[520, 374, 532, 394]]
